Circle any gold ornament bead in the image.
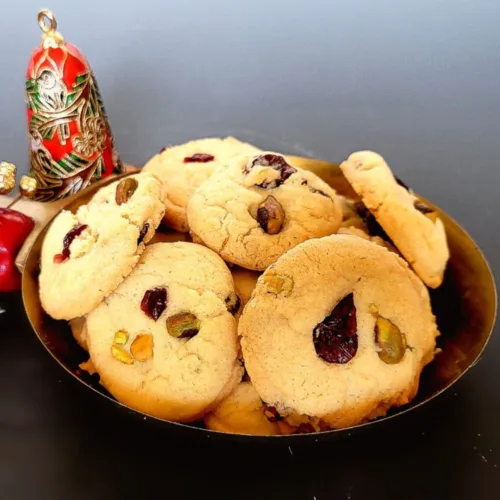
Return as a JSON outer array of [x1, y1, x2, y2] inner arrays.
[[20, 175, 38, 198], [0, 162, 17, 195]]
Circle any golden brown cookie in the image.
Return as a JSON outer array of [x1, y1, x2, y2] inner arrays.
[[204, 381, 294, 435], [143, 137, 261, 232], [187, 153, 343, 270], [340, 151, 449, 288], [39, 173, 165, 320], [86, 243, 243, 422], [239, 235, 439, 429]]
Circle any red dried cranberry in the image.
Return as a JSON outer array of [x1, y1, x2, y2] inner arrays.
[[140, 287, 167, 321], [262, 405, 283, 423], [313, 293, 358, 364], [183, 153, 214, 163], [246, 154, 297, 189], [414, 202, 434, 214], [53, 224, 88, 263], [138, 223, 150, 244]]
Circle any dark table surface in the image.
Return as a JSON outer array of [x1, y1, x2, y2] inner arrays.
[[1, 1, 499, 499]]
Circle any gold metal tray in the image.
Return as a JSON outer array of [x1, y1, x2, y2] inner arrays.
[[21, 157, 497, 440]]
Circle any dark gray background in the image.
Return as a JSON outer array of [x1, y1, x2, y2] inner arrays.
[[5, 0, 498, 279], [4, 0, 500, 268], [1, 1, 499, 498]]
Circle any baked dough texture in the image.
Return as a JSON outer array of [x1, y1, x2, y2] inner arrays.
[[86, 242, 243, 422], [239, 235, 438, 429]]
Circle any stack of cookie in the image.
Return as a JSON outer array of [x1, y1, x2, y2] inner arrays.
[[39, 137, 448, 435]]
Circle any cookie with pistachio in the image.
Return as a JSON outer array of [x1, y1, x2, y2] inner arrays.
[[39, 173, 165, 320], [239, 235, 439, 430], [142, 137, 261, 232], [340, 151, 449, 288], [187, 153, 343, 270], [86, 242, 243, 422]]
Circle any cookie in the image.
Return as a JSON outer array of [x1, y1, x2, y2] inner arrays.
[[86, 242, 243, 422], [39, 173, 165, 320], [69, 316, 88, 351], [204, 381, 294, 435], [337, 226, 397, 253], [187, 153, 343, 270], [143, 137, 261, 232], [239, 235, 439, 430], [338, 195, 366, 230], [340, 151, 449, 288]]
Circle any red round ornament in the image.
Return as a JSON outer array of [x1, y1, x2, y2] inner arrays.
[[24, 10, 122, 202]]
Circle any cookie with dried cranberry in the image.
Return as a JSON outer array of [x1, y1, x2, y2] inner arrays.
[[88, 172, 165, 244], [204, 381, 294, 435], [142, 137, 261, 232], [187, 153, 343, 270], [86, 242, 243, 422], [239, 234, 438, 430], [340, 151, 449, 288], [40, 175, 165, 320]]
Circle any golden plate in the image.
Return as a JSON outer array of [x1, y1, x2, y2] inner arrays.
[[21, 157, 497, 439]]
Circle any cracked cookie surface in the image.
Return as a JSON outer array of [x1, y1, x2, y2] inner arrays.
[[340, 151, 449, 288], [187, 153, 343, 270], [88, 172, 165, 243], [239, 235, 439, 429], [143, 137, 261, 232], [39, 173, 165, 320], [86, 242, 243, 422]]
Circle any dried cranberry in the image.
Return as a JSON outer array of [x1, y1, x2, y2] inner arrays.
[[53, 224, 88, 263], [160, 145, 172, 153], [246, 154, 297, 189], [183, 153, 214, 163], [354, 202, 392, 243], [395, 176, 411, 191], [262, 405, 283, 423], [53, 254, 66, 264], [414, 202, 434, 214], [140, 287, 167, 321], [313, 293, 358, 364], [137, 223, 150, 244]]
